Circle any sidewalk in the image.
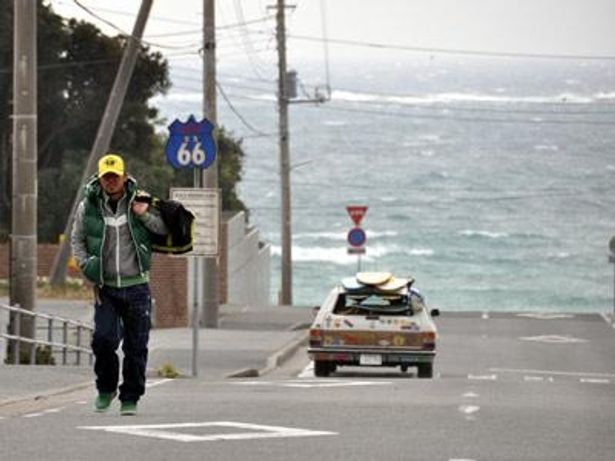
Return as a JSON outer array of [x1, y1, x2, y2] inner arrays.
[[0, 300, 312, 407]]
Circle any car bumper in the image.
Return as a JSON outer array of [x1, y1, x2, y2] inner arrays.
[[308, 347, 435, 365]]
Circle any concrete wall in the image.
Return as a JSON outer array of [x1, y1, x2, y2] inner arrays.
[[224, 211, 271, 307]]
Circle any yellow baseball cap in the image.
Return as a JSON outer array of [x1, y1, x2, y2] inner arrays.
[[98, 153, 125, 178]]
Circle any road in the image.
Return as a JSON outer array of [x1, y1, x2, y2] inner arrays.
[[1, 312, 614, 461]]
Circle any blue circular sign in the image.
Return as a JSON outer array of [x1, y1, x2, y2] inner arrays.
[[347, 227, 366, 248]]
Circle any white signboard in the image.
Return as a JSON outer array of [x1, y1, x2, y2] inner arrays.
[[170, 187, 219, 256]]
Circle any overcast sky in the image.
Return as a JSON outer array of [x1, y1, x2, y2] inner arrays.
[[49, 0, 615, 65]]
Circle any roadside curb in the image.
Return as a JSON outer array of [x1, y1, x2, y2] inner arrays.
[[0, 380, 92, 410], [226, 329, 308, 379]]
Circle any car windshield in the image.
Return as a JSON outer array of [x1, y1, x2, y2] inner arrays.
[[334, 293, 412, 315]]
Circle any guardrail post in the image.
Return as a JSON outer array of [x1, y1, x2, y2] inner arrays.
[[62, 321, 68, 365], [47, 317, 53, 344], [13, 312, 21, 364], [76, 325, 82, 365]]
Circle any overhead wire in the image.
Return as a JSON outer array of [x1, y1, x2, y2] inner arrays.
[[244, 29, 615, 61]]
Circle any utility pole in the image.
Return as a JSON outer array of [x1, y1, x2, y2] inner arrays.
[[202, 0, 219, 327], [9, 0, 37, 360], [274, 0, 293, 306], [48, 0, 153, 285]]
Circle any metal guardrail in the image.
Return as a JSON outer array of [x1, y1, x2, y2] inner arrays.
[[0, 302, 93, 366]]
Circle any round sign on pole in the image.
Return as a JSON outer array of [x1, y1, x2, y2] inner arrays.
[[347, 227, 367, 248]]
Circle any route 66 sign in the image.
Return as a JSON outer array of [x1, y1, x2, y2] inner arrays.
[[165, 115, 217, 169]]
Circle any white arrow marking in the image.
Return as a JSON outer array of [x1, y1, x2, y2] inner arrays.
[[78, 421, 337, 443]]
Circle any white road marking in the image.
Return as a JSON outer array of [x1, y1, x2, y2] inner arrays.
[[519, 335, 587, 344], [22, 406, 65, 419], [599, 313, 615, 328], [524, 376, 548, 383], [468, 374, 497, 381], [78, 421, 337, 443], [458, 405, 480, 415], [146, 378, 174, 389], [450, 459, 477, 461], [490, 368, 615, 378], [43, 407, 64, 414], [75, 401, 88, 405], [234, 380, 392, 388], [298, 363, 314, 378], [517, 313, 575, 320], [580, 378, 611, 384], [462, 392, 479, 398], [481, 312, 489, 320]]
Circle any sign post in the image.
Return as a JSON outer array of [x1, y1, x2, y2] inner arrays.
[[346, 206, 368, 272], [165, 115, 218, 377]]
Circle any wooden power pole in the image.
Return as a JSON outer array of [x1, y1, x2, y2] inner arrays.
[[9, 0, 37, 359], [274, 0, 293, 306], [201, 0, 219, 327]]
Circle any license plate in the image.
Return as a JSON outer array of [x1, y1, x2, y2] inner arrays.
[[360, 354, 382, 366]]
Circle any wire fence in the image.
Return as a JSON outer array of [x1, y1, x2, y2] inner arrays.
[[0, 302, 93, 366]]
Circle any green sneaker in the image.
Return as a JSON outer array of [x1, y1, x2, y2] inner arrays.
[[120, 401, 137, 416], [94, 392, 116, 413]]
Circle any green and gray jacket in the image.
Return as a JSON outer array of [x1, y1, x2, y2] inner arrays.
[[70, 175, 168, 288]]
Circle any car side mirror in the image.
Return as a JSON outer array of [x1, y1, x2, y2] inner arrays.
[[312, 305, 320, 317], [430, 308, 440, 317]]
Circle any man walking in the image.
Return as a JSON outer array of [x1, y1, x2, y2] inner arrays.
[[71, 153, 167, 415]]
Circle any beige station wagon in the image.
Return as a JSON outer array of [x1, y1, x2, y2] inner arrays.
[[307, 273, 439, 378]]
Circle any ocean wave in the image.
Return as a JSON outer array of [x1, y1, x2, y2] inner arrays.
[[270, 242, 401, 265], [459, 229, 509, 239], [404, 248, 435, 257], [293, 230, 399, 241], [323, 120, 349, 127], [533, 144, 559, 151], [332, 89, 598, 105]]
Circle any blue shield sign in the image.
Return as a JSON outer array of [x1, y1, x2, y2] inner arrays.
[[165, 115, 217, 169]]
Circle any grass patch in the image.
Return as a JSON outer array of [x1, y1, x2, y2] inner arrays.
[[0, 277, 92, 300]]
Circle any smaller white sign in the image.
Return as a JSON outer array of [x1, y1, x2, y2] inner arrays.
[[170, 187, 219, 256]]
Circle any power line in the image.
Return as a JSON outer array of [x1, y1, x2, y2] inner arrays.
[[315, 103, 615, 126], [245, 29, 615, 61], [216, 82, 271, 137]]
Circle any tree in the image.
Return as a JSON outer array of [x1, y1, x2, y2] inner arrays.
[[0, 2, 247, 243]]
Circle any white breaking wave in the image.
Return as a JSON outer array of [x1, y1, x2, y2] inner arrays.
[[459, 230, 509, 239], [332, 89, 598, 105], [293, 230, 399, 241], [404, 248, 435, 256], [534, 144, 559, 151], [270, 243, 400, 265]]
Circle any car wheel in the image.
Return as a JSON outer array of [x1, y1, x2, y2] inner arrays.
[[400, 365, 408, 373], [417, 363, 433, 378], [314, 360, 331, 377]]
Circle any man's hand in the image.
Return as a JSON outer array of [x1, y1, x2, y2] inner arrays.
[[132, 201, 149, 216]]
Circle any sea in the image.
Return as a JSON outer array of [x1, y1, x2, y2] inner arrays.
[[156, 56, 615, 312]]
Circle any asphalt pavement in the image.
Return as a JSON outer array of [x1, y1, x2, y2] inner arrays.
[[0, 299, 312, 408], [1, 308, 614, 461]]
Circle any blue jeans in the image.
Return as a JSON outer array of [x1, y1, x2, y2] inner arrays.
[[91, 284, 151, 403]]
